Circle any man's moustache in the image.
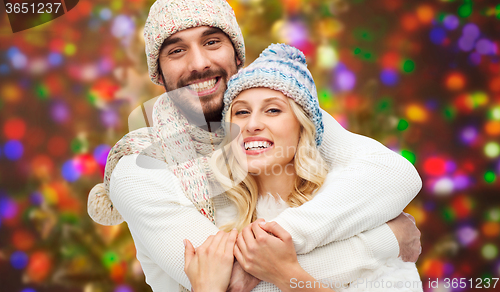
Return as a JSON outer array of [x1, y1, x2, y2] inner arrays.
[[178, 69, 228, 88]]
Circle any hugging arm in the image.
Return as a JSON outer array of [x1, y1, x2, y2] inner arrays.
[[273, 109, 423, 254], [109, 154, 220, 290]]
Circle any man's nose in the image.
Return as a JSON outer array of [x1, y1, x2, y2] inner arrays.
[[187, 46, 211, 72]]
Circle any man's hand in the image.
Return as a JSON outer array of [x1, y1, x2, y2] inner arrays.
[[226, 261, 261, 292], [387, 212, 421, 262]]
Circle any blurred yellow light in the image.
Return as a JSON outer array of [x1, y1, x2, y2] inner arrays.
[[484, 142, 500, 158], [416, 5, 434, 24], [406, 104, 428, 122], [317, 44, 338, 69], [1, 84, 21, 102]]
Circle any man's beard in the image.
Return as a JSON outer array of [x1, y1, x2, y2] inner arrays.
[[161, 68, 229, 123]]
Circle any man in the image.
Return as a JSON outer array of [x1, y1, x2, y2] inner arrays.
[[88, 0, 423, 291]]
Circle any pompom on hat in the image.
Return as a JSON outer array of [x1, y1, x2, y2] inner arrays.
[[144, 0, 246, 85], [222, 43, 324, 146]]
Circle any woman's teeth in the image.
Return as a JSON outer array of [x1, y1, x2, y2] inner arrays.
[[244, 141, 272, 151], [188, 78, 217, 92]]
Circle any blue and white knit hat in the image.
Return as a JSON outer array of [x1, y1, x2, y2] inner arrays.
[[222, 43, 323, 146], [144, 0, 246, 86]]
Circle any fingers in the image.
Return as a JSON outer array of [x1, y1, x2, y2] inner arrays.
[[251, 220, 269, 241], [258, 221, 291, 242], [233, 243, 244, 265], [225, 229, 238, 254], [242, 223, 256, 247], [184, 239, 195, 270]]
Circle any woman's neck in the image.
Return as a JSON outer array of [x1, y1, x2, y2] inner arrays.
[[253, 165, 297, 201]]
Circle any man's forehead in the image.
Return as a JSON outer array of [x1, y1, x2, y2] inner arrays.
[[161, 26, 225, 49]]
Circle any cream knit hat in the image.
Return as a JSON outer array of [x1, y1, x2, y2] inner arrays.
[[144, 0, 246, 85]]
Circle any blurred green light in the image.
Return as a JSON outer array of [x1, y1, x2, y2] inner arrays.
[[402, 60, 415, 73], [487, 208, 500, 222], [489, 106, 500, 120], [35, 84, 49, 100], [443, 106, 456, 121], [376, 98, 392, 112], [397, 119, 409, 131], [354, 48, 361, 55], [102, 251, 119, 269], [442, 207, 455, 222], [481, 244, 498, 260], [458, 4, 472, 18], [484, 142, 500, 158], [484, 171, 496, 183], [401, 150, 416, 164]]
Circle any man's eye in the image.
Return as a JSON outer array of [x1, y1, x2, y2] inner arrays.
[[205, 40, 219, 46], [169, 49, 183, 55]]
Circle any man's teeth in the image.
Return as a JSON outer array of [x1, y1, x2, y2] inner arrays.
[[244, 141, 272, 151], [188, 78, 217, 92]]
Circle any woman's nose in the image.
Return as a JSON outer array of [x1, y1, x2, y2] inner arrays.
[[245, 113, 265, 133]]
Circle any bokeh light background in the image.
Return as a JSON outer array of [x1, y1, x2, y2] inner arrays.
[[1, 0, 500, 291]]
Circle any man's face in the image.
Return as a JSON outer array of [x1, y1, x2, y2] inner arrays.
[[158, 26, 241, 123]]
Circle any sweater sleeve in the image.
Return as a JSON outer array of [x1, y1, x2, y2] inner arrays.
[[273, 109, 422, 254], [109, 154, 219, 290]]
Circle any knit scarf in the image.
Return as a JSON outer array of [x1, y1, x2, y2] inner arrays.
[[87, 92, 224, 226]]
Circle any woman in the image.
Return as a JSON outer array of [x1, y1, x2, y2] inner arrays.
[[184, 44, 422, 292]]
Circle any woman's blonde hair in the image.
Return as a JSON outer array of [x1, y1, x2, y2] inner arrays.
[[211, 98, 328, 232]]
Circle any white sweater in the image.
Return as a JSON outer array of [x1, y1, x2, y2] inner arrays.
[[109, 109, 422, 291]]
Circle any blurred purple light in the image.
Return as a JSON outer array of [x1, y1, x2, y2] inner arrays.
[[111, 15, 135, 39], [469, 52, 481, 66], [101, 109, 119, 127], [62, 159, 81, 182], [458, 36, 475, 52], [4, 140, 23, 160], [114, 285, 133, 292], [286, 21, 308, 47], [456, 225, 478, 247], [30, 192, 44, 206], [10, 251, 29, 269], [475, 39, 493, 55], [453, 175, 469, 190], [443, 15, 459, 30], [93, 144, 111, 165], [462, 23, 480, 40], [380, 69, 399, 86], [335, 65, 356, 91], [48, 52, 63, 66], [50, 101, 70, 123], [99, 57, 114, 74], [445, 161, 457, 173], [0, 196, 18, 219], [430, 27, 446, 45], [460, 126, 477, 144]]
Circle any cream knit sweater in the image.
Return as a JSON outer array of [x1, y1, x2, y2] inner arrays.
[[109, 110, 422, 291]]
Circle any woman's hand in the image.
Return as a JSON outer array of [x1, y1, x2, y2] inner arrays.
[[184, 229, 238, 292], [233, 220, 303, 288]]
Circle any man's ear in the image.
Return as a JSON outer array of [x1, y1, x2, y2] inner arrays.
[[158, 73, 164, 85], [236, 57, 242, 67]]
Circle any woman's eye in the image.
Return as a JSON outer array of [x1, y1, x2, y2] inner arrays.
[[267, 108, 281, 114], [235, 110, 249, 115]]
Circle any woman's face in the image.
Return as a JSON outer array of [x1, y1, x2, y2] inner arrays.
[[230, 88, 301, 175]]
